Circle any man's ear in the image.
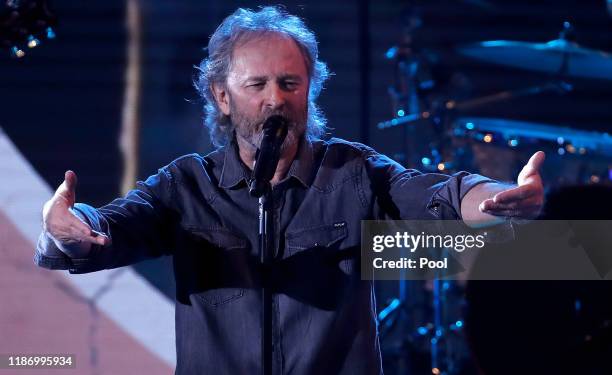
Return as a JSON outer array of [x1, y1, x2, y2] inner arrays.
[[211, 82, 230, 115]]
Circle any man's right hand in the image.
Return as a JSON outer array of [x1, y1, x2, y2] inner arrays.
[[42, 170, 110, 258]]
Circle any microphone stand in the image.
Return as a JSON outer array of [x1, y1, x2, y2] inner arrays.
[[249, 114, 288, 375], [257, 184, 274, 375]]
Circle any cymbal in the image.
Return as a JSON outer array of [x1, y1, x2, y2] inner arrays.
[[457, 39, 612, 80]]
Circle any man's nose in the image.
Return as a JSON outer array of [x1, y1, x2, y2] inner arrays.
[[264, 83, 286, 110]]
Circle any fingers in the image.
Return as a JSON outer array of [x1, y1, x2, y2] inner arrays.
[[479, 196, 542, 218], [55, 170, 78, 205], [474, 152, 545, 220], [519, 151, 545, 180], [86, 231, 111, 246], [480, 207, 541, 218], [64, 170, 77, 192], [43, 170, 111, 250], [490, 184, 538, 204], [480, 199, 541, 213], [51, 226, 110, 247], [45, 209, 111, 247], [481, 196, 542, 211], [67, 214, 111, 246]]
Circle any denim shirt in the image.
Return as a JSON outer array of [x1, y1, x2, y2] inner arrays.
[[35, 136, 494, 375]]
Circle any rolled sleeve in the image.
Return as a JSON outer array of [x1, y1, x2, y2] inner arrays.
[[429, 171, 497, 219]]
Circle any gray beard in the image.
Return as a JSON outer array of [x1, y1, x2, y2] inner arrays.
[[230, 107, 307, 152], [245, 125, 302, 154]]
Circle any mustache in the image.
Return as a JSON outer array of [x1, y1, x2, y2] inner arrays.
[[259, 110, 295, 127]]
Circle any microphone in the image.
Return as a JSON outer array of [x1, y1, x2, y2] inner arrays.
[[249, 115, 289, 197]]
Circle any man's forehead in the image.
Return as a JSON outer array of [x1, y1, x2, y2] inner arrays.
[[229, 32, 308, 78]]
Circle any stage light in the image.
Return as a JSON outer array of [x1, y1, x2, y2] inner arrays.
[[377, 298, 399, 321], [508, 139, 518, 147], [421, 157, 431, 166], [566, 144, 575, 153], [11, 46, 25, 58], [2, 1, 58, 59], [465, 122, 474, 130], [483, 134, 493, 143], [46, 27, 56, 39], [557, 147, 565, 155], [397, 109, 405, 117], [385, 46, 398, 59], [437, 163, 445, 171], [27, 35, 40, 48]]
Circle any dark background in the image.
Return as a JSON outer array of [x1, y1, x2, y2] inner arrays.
[[3, 1, 611, 208], [2, 1, 612, 373]]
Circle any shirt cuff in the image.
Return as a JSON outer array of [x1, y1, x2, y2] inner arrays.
[[458, 173, 499, 200], [33, 216, 106, 274]]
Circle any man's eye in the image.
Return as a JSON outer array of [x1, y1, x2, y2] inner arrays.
[[248, 82, 265, 88], [283, 81, 298, 89]]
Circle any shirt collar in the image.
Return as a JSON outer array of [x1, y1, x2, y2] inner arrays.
[[218, 137, 251, 189], [286, 135, 315, 188], [218, 135, 316, 190]]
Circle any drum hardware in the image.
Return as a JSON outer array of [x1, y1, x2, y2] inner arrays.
[[377, 80, 572, 130], [377, 80, 573, 178], [378, 14, 612, 374], [452, 117, 612, 185], [453, 117, 612, 158], [379, 277, 469, 375], [378, 7, 468, 373]]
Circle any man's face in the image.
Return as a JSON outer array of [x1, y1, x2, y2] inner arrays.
[[213, 33, 310, 152]]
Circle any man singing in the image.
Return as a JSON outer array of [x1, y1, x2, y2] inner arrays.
[[35, 6, 544, 375]]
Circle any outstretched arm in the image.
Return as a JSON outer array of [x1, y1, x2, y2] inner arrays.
[[36, 166, 176, 273]]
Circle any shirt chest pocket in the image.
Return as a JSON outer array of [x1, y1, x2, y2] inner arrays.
[[286, 222, 348, 252], [181, 227, 249, 307], [285, 221, 357, 274], [186, 227, 248, 250]]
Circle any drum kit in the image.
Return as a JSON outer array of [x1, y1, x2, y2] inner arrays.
[[377, 15, 612, 375], [378, 21, 612, 186]]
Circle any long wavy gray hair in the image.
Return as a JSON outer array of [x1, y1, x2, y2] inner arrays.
[[194, 6, 331, 148]]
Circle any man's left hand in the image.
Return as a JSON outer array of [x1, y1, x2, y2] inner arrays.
[[479, 151, 545, 219]]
